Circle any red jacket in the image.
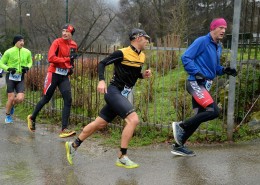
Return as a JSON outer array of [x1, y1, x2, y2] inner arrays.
[[47, 38, 77, 73]]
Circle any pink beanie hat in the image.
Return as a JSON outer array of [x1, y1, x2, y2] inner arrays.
[[210, 18, 227, 31]]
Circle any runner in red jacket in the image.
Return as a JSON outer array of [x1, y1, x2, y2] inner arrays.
[[27, 24, 78, 138]]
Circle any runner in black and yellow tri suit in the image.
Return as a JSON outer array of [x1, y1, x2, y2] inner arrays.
[[65, 28, 152, 168]]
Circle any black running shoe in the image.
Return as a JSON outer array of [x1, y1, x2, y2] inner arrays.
[[172, 122, 185, 145], [171, 144, 196, 157]]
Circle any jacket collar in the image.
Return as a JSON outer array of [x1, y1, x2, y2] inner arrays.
[[130, 45, 141, 55]]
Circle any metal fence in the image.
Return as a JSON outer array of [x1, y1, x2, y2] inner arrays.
[[23, 45, 260, 140], [21, 1, 260, 140]]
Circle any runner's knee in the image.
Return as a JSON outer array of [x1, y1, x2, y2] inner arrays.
[[41, 95, 52, 104], [83, 119, 107, 133], [125, 113, 139, 126], [95, 117, 108, 129], [8, 96, 15, 102], [16, 96, 24, 103], [62, 91, 72, 106]]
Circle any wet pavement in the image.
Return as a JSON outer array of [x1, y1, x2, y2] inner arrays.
[[0, 76, 260, 185]]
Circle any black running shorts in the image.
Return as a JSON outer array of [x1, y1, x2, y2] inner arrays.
[[5, 73, 25, 93], [99, 85, 135, 122]]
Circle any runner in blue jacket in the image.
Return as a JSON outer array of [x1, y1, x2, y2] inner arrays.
[[172, 18, 237, 156], [182, 33, 225, 81]]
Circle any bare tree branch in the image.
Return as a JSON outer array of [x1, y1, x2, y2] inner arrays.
[[83, 14, 116, 51]]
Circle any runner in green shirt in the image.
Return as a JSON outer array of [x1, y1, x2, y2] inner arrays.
[[0, 35, 32, 123]]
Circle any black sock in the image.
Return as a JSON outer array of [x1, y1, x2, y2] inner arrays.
[[6, 113, 10, 116], [120, 148, 127, 155], [73, 137, 82, 148]]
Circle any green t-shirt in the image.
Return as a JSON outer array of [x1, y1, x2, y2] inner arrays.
[[0, 46, 33, 73]]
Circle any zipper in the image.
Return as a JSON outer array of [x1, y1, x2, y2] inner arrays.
[[19, 48, 21, 73]]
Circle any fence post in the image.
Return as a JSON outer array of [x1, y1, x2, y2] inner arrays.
[[227, 0, 242, 141]]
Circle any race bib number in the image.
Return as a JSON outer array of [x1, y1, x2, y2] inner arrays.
[[9, 73, 22, 81], [121, 85, 132, 98], [205, 80, 213, 91], [55, 68, 68, 75]]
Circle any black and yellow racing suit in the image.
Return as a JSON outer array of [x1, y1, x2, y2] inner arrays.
[[98, 45, 144, 90], [98, 45, 146, 122]]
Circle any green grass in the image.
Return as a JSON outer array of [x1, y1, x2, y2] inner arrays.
[[1, 85, 258, 148], [222, 47, 260, 61]]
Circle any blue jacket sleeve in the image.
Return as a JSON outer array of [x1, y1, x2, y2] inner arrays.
[[181, 38, 206, 76], [216, 46, 225, 75], [216, 64, 224, 75]]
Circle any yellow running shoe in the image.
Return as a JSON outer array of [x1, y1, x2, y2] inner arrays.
[[59, 128, 76, 138], [27, 115, 35, 132], [116, 156, 139, 169], [65, 141, 76, 165]]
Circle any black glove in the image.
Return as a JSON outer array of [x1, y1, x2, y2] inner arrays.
[[195, 72, 206, 81], [70, 59, 75, 67], [223, 67, 237, 77], [70, 48, 78, 60], [7, 68, 17, 74], [70, 48, 78, 67], [0, 73, 2, 78], [21, 66, 29, 74], [68, 69, 73, 76]]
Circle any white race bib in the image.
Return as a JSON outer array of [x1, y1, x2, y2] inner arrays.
[[121, 86, 132, 98], [55, 68, 68, 75], [9, 73, 22, 81], [205, 80, 213, 91]]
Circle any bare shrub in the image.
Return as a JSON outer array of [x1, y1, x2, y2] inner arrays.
[[75, 57, 98, 78], [149, 34, 181, 74], [25, 65, 47, 91]]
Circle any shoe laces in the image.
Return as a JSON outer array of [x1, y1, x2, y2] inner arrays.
[[176, 124, 185, 135], [180, 145, 194, 153], [119, 156, 136, 165], [69, 143, 76, 155], [6, 115, 11, 118]]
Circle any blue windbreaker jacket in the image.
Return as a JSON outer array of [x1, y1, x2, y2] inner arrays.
[[181, 33, 224, 81]]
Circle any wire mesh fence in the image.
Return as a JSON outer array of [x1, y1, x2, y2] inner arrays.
[[23, 44, 260, 140], [20, 0, 260, 140]]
